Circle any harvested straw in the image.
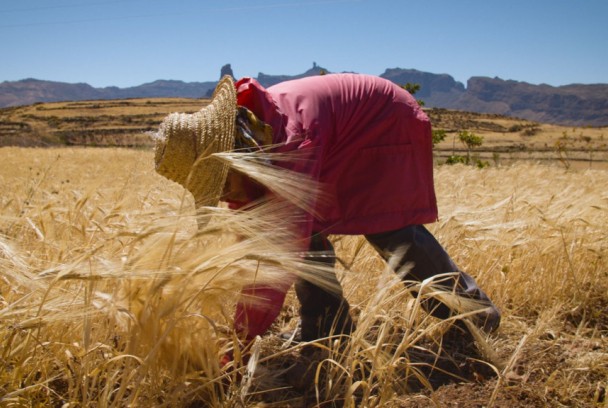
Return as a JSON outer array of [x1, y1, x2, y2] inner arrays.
[[1, 149, 606, 407]]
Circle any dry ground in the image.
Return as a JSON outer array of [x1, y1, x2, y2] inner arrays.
[[1, 98, 607, 169], [0, 99, 203, 147], [1, 147, 606, 407], [430, 109, 608, 170]]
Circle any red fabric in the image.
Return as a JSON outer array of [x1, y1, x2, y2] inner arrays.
[[233, 285, 291, 341], [231, 73, 438, 341], [236, 73, 438, 235]]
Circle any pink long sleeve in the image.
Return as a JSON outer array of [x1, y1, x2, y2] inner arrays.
[[233, 283, 292, 341]]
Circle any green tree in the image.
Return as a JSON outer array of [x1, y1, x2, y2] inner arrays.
[[402, 82, 420, 95], [432, 129, 447, 147], [458, 130, 484, 163], [401, 83, 425, 106], [445, 155, 468, 165]]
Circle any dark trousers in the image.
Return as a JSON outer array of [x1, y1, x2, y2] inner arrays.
[[294, 225, 501, 341]]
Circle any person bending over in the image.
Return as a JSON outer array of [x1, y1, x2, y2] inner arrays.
[[152, 73, 501, 356]]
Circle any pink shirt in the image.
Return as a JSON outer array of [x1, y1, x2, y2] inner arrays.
[[232, 73, 438, 341], [236, 73, 438, 237]]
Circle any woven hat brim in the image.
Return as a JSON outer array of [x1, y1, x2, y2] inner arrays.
[[154, 75, 237, 211]]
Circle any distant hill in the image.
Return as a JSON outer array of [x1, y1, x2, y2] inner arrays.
[[460, 77, 608, 127], [0, 78, 217, 107], [256, 62, 329, 88], [379, 69, 608, 127], [1, 64, 607, 126]]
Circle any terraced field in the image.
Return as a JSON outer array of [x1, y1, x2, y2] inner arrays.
[[1, 98, 607, 168]]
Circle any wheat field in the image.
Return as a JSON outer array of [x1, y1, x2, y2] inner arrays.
[[0, 147, 606, 407]]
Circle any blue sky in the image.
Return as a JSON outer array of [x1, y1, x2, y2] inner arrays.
[[1, 0, 606, 88]]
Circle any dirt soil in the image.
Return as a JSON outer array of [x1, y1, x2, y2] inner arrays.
[[209, 313, 607, 408]]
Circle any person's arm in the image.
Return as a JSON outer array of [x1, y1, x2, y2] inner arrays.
[[233, 281, 293, 342], [220, 171, 293, 363], [221, 281, 292, 367]]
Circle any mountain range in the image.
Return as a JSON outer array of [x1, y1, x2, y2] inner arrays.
[[1, 63, 607, 127]]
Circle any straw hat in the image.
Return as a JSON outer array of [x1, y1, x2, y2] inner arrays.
[[154, 75, 237, 211]]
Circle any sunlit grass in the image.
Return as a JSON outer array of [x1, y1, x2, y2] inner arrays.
[[1, 147, 606, 407]]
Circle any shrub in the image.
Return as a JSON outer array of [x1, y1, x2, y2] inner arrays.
[[432, 129, 447, 147]]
